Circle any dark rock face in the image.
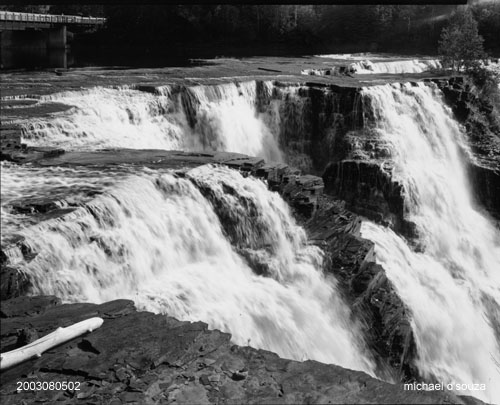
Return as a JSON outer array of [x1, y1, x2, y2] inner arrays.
[[0, 297, 478, 404], [432, 77, 500, 220], [322, 160, 416, 238], [0, 236, 36, 301], [305, 196, 417, 382], [258, 82, 362, 175], [468, 163, 500, 219], [0, 123, 64, 163], [0, 267, 32, 301]]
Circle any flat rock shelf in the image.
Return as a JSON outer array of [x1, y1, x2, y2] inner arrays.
[[0, 297, 483, 404]]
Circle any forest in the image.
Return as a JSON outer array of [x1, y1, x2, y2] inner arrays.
[[2, 4, 500, 58]]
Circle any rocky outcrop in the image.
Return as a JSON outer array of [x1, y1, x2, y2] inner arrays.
[[0, 297, 480, 405], [250, 81, 411, 236], [305, 196, 417, 382], [322, 160, 416, 238], [468, 163, 500, 219], [1, 123, 64, 163], [258, 81, 362, 175]]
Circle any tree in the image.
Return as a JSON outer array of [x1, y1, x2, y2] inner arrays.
[[438, 9, 486, 72]]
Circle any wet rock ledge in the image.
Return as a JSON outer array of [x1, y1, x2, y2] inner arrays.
[[0, 297, 481, 405]]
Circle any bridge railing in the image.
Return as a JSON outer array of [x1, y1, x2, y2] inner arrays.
[[0, 11, 106, 25]]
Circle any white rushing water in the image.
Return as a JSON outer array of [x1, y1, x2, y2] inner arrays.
[[360, 83, 500, 402], [350, 59, 442, 74], [19, 81, 283, 162], [0, 162, 130, 243], [8, 164, 374, 374], [315, 53, 442, 74]]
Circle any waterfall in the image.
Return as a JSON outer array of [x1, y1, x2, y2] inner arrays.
[[2, 163, 374, 375], [360, 82, 500, 402], [19, 81, 283, 162], [315, 54, 442, 74], [350, 59, 442, 74]]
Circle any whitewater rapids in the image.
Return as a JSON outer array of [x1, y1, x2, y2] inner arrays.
[[315, 53, 442, 74], [360, 82, 500, 403]]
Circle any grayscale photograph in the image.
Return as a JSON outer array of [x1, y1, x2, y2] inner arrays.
[[0, 1, 499, 404]]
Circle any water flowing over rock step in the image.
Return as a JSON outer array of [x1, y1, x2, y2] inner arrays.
[[318, 78, 500, 231], [429, 77, 500, 220], [0, 149, 323, 292], [4, 149, 323, 217], [0, 297, 484, 405], [1, 147, 422, 383], [1, 124, 65, 162]]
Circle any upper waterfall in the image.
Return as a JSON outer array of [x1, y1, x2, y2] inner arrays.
[[360, 82, 500, 402], [315, 53, 442, 74], [19, 81, 283, 163], [350, 59, 442, 74]]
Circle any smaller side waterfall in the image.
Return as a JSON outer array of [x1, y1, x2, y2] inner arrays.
[[360, 82, 500, 403]]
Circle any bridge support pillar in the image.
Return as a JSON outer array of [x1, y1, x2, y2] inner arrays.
[[47, 25, 67, 68], [47, 25, 66, 49]]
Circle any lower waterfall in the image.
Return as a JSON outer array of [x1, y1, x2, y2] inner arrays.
[[360, 82, 500, 402], [2, 163, 374, 375]]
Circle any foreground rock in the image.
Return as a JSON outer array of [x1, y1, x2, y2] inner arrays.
[[0, 297, 481, 405]]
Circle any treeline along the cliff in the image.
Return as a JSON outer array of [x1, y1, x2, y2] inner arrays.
[[2, 4, 500, 61]]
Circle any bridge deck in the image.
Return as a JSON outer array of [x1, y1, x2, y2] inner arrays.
[[0, 11, 106, 28]]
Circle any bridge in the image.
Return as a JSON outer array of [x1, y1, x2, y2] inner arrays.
[[0, 11, 106, 30], [0, 12, 106, 69]]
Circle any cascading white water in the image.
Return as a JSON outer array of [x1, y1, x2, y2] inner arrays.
[[360, 82, 500, 402], [6, 163, 374, 375], [24, 87, 186, 150], [315, 53, 442, 74], [351, 59, 442, 74], [19, 81, 283, 162], [182, 82, 283, 162]]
